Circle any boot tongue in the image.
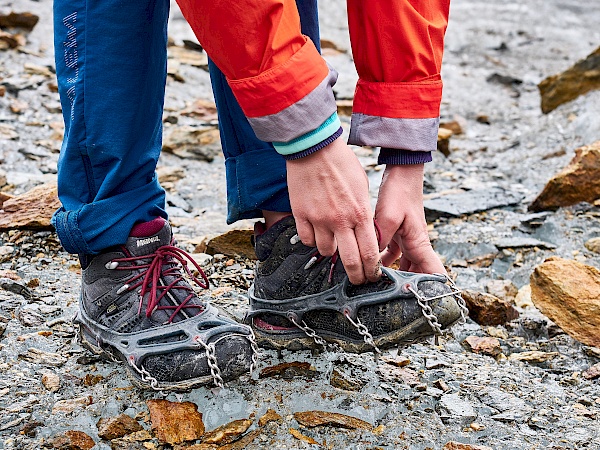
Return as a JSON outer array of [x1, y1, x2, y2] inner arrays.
[[125, 218, 171, 257], [254, 215, 297, 261]]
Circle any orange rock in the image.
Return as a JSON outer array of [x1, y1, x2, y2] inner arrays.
[[529, 141, 600, 211], [461, 289, 518, 326], [531, 257, 600, 347], [583, 363, 600, 380], [147, 399, 205, 445], [437, 128, 454, 157], [202, 419, 252, 445], [50, 430, 95, 450], [259, 361, 317, 380], [217, 429, 261, 450], [293, 411, 373, 431], [204, 229, 256, 260], [439, 120, 464, 135], [538, 47, 600, 114], [443, 442, 492, 450], [289, 428, 321, 446], [181, 99, 218, 121], [336, 99, 353, 116], [0, 183, 60, 230], [463, 336, 502, 357], [0, 12, 39, 30], [258, 409, 282, 427], [96, 413, 143, 440]]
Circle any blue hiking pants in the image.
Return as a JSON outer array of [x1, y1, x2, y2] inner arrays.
[[52, 0, 319, 255]]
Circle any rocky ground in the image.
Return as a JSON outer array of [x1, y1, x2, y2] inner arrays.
[[1, 0, 600, 449]]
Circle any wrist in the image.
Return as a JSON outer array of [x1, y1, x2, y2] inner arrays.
[[281, 126, 343, 161], [378, 148, 432, 165], [381, 163, 425, 196]]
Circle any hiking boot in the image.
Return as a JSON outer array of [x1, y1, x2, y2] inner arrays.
[[75, 217, 257, 390], [247, 216, 466, 353]]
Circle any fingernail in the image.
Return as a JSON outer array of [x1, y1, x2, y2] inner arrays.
[[374, 260, 383, 277]]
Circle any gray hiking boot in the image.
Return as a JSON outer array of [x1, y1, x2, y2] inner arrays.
[[75, 218, 257, 390], [247, 216, 467, 353]]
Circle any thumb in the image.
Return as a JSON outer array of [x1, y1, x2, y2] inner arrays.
[[405, 242, 446, 275], [374, 213, 402, 252], [380, 238, 402, 267]]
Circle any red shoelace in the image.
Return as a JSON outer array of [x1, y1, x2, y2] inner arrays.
[[112, 245, 209, 323]]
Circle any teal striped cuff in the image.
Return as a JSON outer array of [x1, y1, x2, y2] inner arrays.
[[273, 112, 342, 156]]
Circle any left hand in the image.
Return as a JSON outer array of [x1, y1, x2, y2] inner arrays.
[[374, 164, 446, 274]]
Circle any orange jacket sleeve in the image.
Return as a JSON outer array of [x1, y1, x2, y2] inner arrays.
[[347, 0, 450, 152], [176, 0, 340, 156], [177, 0, 450, 156]]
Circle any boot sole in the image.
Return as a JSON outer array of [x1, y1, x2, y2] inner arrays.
[[77, 322, 224, 391], [251, 296, 463, 353]]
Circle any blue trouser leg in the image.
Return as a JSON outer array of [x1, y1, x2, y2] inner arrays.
[[208, 0, 321, 224], [53, 0, 169, 254]]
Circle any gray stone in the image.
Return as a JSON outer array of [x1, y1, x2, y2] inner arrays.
[[519, 212, 552, 228], [478, 388, 531, 423], [494, 237, 556, 250], [425, 358, 450, 369], [437, 393, 478, 425], [0, 278, 32, 299], [424, 188, 524, 221], [17, 307, 44, 327]]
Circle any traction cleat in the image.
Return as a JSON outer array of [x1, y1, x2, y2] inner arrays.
[[75, 217, 257, 390], [247, 216, 464, 353]]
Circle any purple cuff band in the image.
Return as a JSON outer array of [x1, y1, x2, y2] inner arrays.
[[282, 126, 344, 161], [378, 148, 432, 165]]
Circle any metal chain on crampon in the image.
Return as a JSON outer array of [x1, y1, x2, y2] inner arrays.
[[444, 274, 469, 323], [127, 356, 160, 390], [247, 330, 260, 376], [343, 312, 382, 354], [288, 316, 345, 355], [408, 286, 443, 335], [289, 316, 329, 348], [78, 319, 121, 363], [194, 337, 225, 389]]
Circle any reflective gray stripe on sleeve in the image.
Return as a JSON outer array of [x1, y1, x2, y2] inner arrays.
[[247, 68, 338, 143], [348, 114, 440, 152]]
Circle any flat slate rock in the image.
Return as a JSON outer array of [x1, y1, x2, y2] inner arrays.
[[424, 188, 524, 221], [494, 237, 556, 249]]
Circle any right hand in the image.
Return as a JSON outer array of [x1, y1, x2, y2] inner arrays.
[[286, 137, 381, 285]]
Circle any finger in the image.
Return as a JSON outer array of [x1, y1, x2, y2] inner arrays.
[[399, 254, 412, 272], [295, 217, 316, 248], [415, 247, 446, 274], [336, 230, 366, 285], [313, 226, 337, 256], [355, 221, 382, 282], [373, 212, 403, 252], [380, 239, 402, 267], [403, 238, 446, 274]]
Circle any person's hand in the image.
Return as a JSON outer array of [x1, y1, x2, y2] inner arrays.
[[286, 137, 381, 284], [374, 164, 446, 274]]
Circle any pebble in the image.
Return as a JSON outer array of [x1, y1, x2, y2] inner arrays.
[[294, 410, 373, 431], [52, 396, 93, 414], [424, 188, 523, 220], [0, 245, 14, 257], [438, 394, 478, 425], [426, 358, 450, 369], [49, 430, 95, 450], [19, 348, 66, 367], [202, 418, 252, 445], [41, 372, 60, 392], [585, 237, 600, 253], [508, 351, 559, 363], [463, 336, 502, 357], [96, 413, 143, 440]]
